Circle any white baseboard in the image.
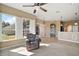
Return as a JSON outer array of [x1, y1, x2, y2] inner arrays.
[[59, 39, 79, 43]]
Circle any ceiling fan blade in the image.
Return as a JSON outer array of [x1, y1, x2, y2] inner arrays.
[[40, 7, 47, 12], [23, 5, 34, 7], [39, 3, 47, 6], [34, 3, 47, 6], [33, 9, 37, 13]]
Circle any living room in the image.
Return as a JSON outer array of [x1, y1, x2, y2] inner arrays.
[[0, 3, 79, 56]]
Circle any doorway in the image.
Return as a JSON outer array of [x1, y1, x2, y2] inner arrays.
[[50, 24, 56, 38], [36, 25, 39, 35]]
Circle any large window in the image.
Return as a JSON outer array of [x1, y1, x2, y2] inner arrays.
[[2, 13, 16, 41]]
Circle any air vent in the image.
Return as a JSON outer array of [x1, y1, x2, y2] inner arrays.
[[61, 16, 62, 19], [56, 11, 60, 13]]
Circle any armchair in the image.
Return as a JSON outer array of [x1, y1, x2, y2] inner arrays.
[[26, 33, 41, 51]]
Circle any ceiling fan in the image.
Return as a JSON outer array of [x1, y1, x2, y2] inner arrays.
[[22, 3, 47, 13]]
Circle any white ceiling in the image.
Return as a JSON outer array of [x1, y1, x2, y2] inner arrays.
[[3, 3, 79, 21]]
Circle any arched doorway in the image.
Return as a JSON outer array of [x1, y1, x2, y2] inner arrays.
[[50, 24, 56, 38]]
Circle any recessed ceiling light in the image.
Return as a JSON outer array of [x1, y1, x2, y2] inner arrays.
[[74, 22, 78, 25]]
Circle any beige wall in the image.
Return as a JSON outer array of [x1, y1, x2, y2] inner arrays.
[[0, 39, 25, 50], [63, 20, 79, 32], [44, 21, 52, 37], [36, 19, 45, 37], [37, 20, 61, 38], [44, 21, 61, 37], [55, 20, 61, 32], [63, 20, 73, 32]]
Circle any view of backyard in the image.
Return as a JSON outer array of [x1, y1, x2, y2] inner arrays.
[[2, 13, 16, 41]]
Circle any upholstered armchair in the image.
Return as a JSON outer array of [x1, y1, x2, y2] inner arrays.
[[26, 33, 41, 51]]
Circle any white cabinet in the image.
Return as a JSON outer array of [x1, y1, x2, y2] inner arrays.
[[58, 32, 79, 43], [72, 26, 78, 32]]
